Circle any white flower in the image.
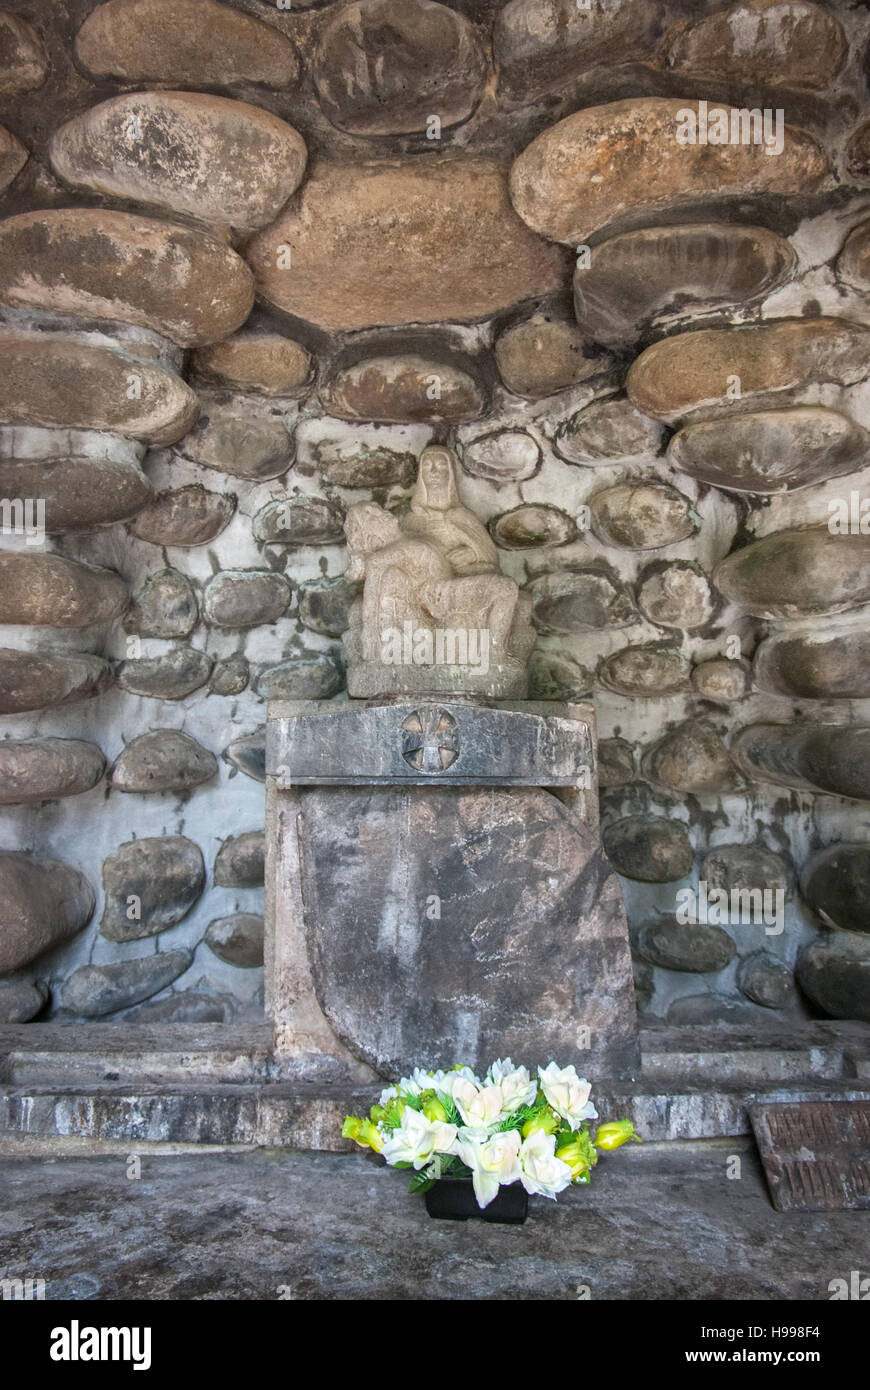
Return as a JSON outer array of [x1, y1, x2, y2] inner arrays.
[[537, 1062, 597, 1128], [449, 1068, 479, 1096], [395, 1072, 424, 1097], [410, 1066, 449, 1093], [487, 1058, 538, 1116], [418, 1066, 477, 1103], [519, 1129, 573, 1200], [456, 1128, 522, 1209], [378, 1085, 399, 1107], [381, 1107, 458, 1170], [452, 1078, 505, 1129]]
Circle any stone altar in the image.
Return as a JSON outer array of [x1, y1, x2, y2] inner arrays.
[[265, 446, 640, 1084]]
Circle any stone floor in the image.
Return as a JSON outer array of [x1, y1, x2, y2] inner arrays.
[[0, 1138, 866, 1300]]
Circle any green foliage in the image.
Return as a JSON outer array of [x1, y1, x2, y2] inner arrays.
[[496, 1099, 544, 1132], [408, 1172, 436, 1195], [439, 1094, 461, 1127], [555, 1122, 589, 1148], [407, 1152, 460, 1194], [373, 1099, 405, 1132]]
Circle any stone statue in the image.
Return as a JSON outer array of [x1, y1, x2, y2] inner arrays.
[[344, 444, 534, 698]]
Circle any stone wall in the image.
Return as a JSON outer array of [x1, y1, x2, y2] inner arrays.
[[1, 0, 869, 1031]]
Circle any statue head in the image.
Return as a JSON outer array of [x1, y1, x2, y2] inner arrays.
[[344, 502, 403, 580], [412, 445, 460, 513]]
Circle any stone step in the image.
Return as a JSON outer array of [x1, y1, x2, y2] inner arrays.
[[2, 1077, 870, 1149], [640, 1020, 870, 1085], [2, 1021, 869, 1149], [0, 1022, 275, 1086], [644, 1047, 847, 1084], [0, 1083, 354, 1151], [2, 1020, 868, 1086]]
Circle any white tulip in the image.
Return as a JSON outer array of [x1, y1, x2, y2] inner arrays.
[[456, 1128, 522, 1208], [537, 1062, 598, 1128], [519, 1130, 573, 1199], [381, 1106, 458, 1170], [487, 1058, 538, 1116], [452, 1078, 505, 1129]]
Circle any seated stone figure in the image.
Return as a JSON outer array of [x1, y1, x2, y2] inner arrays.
[[345, 502, 452, 664], [344, 444, 534, 698]]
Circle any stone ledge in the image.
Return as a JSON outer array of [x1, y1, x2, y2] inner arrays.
[[3, 1078, 870, 1150], [640, 1019, 870, 1084], [2, 1019, 867, 1080], [0, 1021, 275, 1086], [1, 1017, 869, 1149]]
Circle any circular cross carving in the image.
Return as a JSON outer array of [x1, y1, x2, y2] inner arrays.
[[400, 707, 460, 773]]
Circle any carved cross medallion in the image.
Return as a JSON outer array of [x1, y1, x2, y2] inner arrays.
[[400, 707, 460, 773]]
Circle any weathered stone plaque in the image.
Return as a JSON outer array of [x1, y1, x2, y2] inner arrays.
[[266, 699, 640, 1082], [299, 784, 636, 1077]]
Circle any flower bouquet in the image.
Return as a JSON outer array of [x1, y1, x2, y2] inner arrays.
[[343, 1059, 639, 1222]]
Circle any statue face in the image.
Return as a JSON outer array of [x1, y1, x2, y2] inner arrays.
[[419, 447, 454, 509]]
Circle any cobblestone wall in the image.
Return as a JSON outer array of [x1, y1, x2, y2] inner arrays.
[[1, 0, 869, 1030]]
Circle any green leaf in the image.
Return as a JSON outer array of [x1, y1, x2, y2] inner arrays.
[[496, 1115, 522, 1133], [497, 1100, 542, 1132], [392, 1160, 413, 1170], [439, 1095, 461, 1127], [408, 1173, 437, 1195]]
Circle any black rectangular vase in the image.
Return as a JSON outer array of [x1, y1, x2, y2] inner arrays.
[[424, 1181, 529, 1224]]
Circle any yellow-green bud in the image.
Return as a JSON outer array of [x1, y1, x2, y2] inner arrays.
[[556, 1140, 592, 1181], [421, 1095, 448, 1123], [342, 1114, 383, 1153], [522, 1108, 560, 1139], [594, 1120, 640, 1151], [342, 1115, 361, 1142], [356, 1118, 383, 1153]]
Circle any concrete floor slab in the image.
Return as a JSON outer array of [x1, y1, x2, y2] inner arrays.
[[1, 1140, 867, 1301]]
